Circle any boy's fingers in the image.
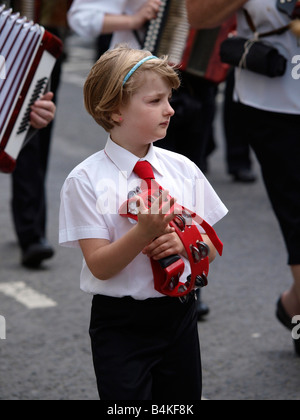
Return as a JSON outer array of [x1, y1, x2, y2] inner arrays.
[[136, 198, 148, 215], [162, 197, 176, 218], [150, 191, 177, 216], [150, 190, 169, 214], [165, 224, 176, 233]]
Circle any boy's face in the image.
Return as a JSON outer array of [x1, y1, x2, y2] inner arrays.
[[117, 71, 175, 152]]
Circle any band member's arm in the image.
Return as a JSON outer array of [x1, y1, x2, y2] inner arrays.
[[101, 0, 161, 33], [30, 92, 56, 129], [68, 0, 161, 37], [186, 0, 248, 28]]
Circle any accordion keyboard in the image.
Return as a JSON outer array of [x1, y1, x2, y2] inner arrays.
[[4, 49, 54, 160], [143, 0, 190, 65], [17, 77, 48, 135]]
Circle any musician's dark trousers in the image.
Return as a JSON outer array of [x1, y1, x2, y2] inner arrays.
[[89, 294, 202, 400], [224, 70, 253, 175], [12, 123, 52, 250], [234, 102, 300, 265]]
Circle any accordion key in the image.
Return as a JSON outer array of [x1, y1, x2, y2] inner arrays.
[[0, 4, 62, 173], [143, 0, 234, 83]]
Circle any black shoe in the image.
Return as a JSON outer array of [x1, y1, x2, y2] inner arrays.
[[276, 297, 300, 357], [22, 239, 55, 268], [231, 169, 257, 183]]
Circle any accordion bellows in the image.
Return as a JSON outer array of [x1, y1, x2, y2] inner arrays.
[[0, 4, 62, 173]]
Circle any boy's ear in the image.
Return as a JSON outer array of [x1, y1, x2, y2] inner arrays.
[[111, 111, 123, 124]]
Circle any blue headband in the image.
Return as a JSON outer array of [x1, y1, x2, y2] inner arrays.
[[122, 56, 158, 86]]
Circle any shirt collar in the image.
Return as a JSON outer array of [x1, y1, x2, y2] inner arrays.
[[105, 136, 164, 179]]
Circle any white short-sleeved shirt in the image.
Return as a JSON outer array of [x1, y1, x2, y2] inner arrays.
[[235, 0, 300, 114], [59, 137, 228, 300], [68, 0, 147, 48]]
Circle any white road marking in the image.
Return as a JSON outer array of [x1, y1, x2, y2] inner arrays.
[[0, 281, 57, 309], [0, 315, 6, 339]]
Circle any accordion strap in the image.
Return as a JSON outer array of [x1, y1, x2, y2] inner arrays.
[[243, 9, 290, 39]]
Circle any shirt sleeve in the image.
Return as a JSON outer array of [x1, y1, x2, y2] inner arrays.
[[191, 162, 228, 227], [59, 175, 111, 248], [67, 0, 127, 38]]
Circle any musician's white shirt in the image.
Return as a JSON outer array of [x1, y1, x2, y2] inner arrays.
[[236, 0, 300, 114], [68, 0, 148, 48], [59, 137, 228, 300]]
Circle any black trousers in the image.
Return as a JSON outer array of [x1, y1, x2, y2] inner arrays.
[[224, 70, 253, 174], [12, 123, 52, 250], [235, 102, 300, 265], [89, 294, 202, 401]]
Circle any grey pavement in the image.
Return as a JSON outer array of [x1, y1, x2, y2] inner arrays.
[[0, 36, 299, 400]]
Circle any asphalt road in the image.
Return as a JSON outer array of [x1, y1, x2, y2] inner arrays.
[[0, 36, 299, 400]]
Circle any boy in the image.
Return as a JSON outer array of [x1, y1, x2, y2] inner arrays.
[[59, 46, 228, 400]]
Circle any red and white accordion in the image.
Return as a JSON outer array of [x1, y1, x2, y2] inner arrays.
[[0, 4, 62, 173], [143, 0, 236, 83]]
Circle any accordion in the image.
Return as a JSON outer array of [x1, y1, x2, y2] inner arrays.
[[143, 0, 235, 83], [0, 4, 62, 173]]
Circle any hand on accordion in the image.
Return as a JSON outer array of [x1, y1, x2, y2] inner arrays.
[[132, 0, 162, 30], [30, 92, 56, 130]]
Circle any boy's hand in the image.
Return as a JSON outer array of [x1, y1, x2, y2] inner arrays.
[[142, 231, 187, 261], [136, 190, 177, 243], [30, 92, 56, 129]]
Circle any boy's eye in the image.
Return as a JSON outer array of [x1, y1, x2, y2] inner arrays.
[[151, 98, 160, 103]]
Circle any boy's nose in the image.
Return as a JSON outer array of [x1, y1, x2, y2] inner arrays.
[[165, 102, 175, 117]]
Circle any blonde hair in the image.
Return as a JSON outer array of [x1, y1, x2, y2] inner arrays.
[[84, 45, 181, 132]]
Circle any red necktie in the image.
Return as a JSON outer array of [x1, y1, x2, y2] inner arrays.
[[133, 161, 156, 191]]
